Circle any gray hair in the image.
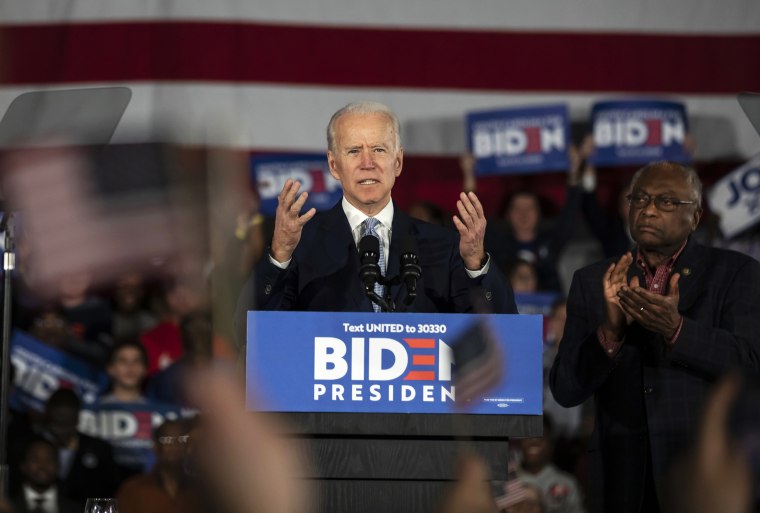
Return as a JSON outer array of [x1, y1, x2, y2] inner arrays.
[[629, 160, 703, 208], [326, 101, 401, 153]]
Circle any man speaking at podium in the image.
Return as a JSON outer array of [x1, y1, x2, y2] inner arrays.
[[236, 101, 516, 316]]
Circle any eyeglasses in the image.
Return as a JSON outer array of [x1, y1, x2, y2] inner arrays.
[[157, 435, 190, 445], [626, 192, 696, 212]]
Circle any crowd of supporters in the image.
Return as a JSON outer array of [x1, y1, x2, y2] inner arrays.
[[1, 138, 758, 513]]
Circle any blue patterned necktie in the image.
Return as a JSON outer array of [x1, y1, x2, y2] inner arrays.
[[361, 217, 385, 311]]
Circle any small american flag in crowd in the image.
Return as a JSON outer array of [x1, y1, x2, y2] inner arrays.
[[451, 317, 504, 407], [494, 452, 529, 509]]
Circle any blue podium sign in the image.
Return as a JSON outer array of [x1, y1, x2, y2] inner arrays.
[[246, 312, 542, 415], [466, 104, 570, 176], [590, 99, 691, 166]]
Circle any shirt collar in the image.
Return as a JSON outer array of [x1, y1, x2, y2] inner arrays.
[[23, 484, 57, 507], [636, 238, 689, 273], [341, 197, 394, 235]]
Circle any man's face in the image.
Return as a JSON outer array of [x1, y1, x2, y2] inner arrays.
[[510, 262, 537, 293], [114, 273, 144, 312], [107, 347, 147, 390], [508, 195, 540, 234], [327, 112, 403, 216], [45, 406, 79, 447], [628, 166, 702, 253], [21, 442, 58, 489], [155, 422, 188, 469], [519, 436, 552, 469]]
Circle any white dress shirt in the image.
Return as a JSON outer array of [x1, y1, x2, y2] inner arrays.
[[23, 484, 57, 513], [270, 197, 488, 277]]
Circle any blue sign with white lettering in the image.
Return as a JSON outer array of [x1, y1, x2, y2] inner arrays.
[[81, 401, 193, 473], [251, 154, 343, 216], [10, 330, 108, 412], [246, 312, 542, 415], [515, 291, 560, 316], [707, 154, 760, 238], [590, 99, 691, 166], [466, 104, 570, 176]]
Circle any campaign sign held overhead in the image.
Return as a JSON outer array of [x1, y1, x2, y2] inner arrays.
[[252, 154, 342, 216], [590, 100, 690, 166], [9, 331, 108, 412], [707, 154, 760, 238], [81, 401, 192, 473], [514, 291, 560, 316], [246, 311, 542, 415], [466, 104, 570, 176]]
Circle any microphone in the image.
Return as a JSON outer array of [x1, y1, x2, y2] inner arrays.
[[400, 235, 422, 305], [358, 234, 381, 292], [358, 234, 393, 311]]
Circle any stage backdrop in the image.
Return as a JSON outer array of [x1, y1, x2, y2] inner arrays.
[[0, 0, 758, 165]]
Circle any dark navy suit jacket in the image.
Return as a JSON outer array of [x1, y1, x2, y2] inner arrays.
[[549, 237, 760, 513], [235, 202, 516, 333]]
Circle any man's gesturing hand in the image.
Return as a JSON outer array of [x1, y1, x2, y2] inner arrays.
[[270, 179, 317, 263], [600, 252, 634, 340], [453, 191, 488, 271], [618, 273, 682, 339]]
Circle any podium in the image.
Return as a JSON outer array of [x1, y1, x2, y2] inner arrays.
[[247, 312, 543, 513]]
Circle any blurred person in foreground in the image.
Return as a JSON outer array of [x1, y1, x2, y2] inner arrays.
[[550, 161, 760, 513], [236, 100, 516, 324], [10, 437, 79, 513], [665, 374, 752, 513], [116, 419, 195, 513]]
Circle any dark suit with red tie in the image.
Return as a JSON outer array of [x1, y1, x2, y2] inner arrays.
[[549, 237, 760, 513]]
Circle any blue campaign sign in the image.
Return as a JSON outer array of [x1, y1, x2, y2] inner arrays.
[[81, 400, 193, 473], [246, 312, 542, 415], [515, 291, 560, 316], [251, 153, 342, 216], [9, 330, 109, 412], [590, 99, 691, 166], [707, 155, 760, 238], [466, 104, 570, 176]]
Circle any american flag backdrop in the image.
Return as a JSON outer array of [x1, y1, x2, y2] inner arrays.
[[1, 0, 759, 212]]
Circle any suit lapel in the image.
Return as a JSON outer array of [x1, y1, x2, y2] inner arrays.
[[315, 203, 368, 309], [670, 237, 706, 312]]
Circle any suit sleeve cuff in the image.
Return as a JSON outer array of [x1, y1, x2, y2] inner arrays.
[[666, 317, 684, 346], [268, 252, 291, 269], [597, 326, 624, 359], [465, 253, 490, 278]]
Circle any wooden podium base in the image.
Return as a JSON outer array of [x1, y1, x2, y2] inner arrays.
[[277, 412, 542, 513]]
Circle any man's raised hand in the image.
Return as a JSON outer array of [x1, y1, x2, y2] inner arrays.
[[270, 179, 317, 263]]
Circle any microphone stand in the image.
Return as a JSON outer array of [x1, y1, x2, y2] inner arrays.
[[0, 211, 15, 497], [358, 236, 422, 312]]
